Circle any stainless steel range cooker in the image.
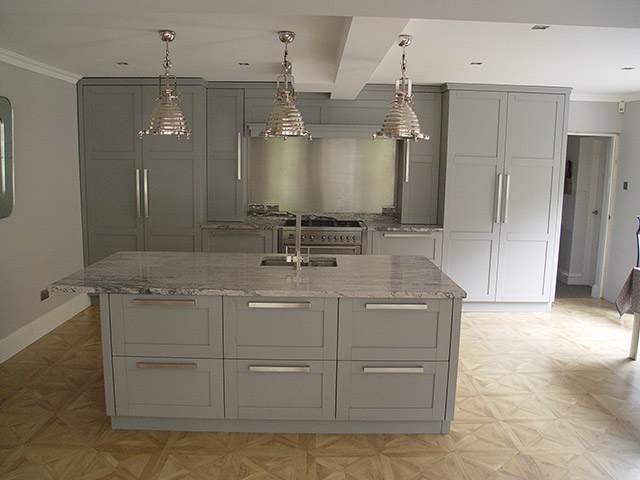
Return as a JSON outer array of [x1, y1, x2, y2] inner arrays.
[[278, 216, 367, 255]]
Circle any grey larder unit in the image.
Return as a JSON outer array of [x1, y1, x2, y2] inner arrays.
[[83, 86, 144, 264], [207, 89, 245, 221], [142, 86, 206, 252], [442, 85, 569, 304]]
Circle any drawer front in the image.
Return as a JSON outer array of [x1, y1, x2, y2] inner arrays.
[[223, 297, 338, 360], [224, 360, 336, 420], [113, 357, 224, 418], [338, 298, 451, 361], [202, 230, 274, 253], [110, 295, 222, 358], [372, 231, 443, 266], [336, 360, 448, 421]]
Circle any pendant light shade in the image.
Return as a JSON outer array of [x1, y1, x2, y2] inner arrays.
[[373, 35, 428, 141], [139, 30, 191, 139], [260, 31, 311, 139]]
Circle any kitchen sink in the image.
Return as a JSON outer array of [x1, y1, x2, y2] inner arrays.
[[260, 256, 337, 267]]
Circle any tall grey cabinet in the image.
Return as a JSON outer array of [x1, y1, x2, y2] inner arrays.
[[80, 82, 206, 264], [441, 85, 570, 304]]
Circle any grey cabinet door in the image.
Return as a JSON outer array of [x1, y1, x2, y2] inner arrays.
[[371, 231, 443, 266], [397, 92, 442, 225], [202, 229, 274, 253], [496, 93, 565, 301], [83, 86, 144, 264], [442, 91, 507, 301], [207, 89, 245, 221], [142, 86, 206, 252]]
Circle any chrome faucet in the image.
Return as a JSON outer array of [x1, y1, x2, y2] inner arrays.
[[285, 213, 309, 270]]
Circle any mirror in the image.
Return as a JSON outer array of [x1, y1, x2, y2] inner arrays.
[[0, 96, 14, 218]]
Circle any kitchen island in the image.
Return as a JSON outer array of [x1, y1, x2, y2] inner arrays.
[[51, 251, 466, 434]]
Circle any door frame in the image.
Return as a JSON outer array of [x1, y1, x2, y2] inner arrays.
[[563, 132, 619, 299]]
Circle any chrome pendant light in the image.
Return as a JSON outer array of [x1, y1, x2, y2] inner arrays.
[[373, 35, 428, 141], [260, 31, 311, 140], [139, 30, 191, 139]]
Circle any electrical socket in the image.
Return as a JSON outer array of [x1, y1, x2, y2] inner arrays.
[[40, 289, 49, 301]]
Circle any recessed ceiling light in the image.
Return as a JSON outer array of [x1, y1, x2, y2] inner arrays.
[[238, 62, 250, 66], [116, 61, 129, 66], [470, 62, 483, 66], [621, 67, 635, 71], [532, 25, 550, 30]]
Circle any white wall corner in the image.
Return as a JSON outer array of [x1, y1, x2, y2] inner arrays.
[[0, 294, 91, 363], [0, 48, 81, 84]]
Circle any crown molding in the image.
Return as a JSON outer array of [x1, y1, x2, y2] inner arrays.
[[622, 92, 640, 102], [569, 93, 622, 103], [0, 48, 81, 84]]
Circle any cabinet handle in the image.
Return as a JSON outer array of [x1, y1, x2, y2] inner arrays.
[[237, 131, 242, 180], [503, 174, 511, 223], [247, 302, 311, 309], [365, 303, 428, 310], [135, 169, 141, 217], [495, 174, 503, 224], [143, 168, 149, 218], [404, 140, 410, 183], [136, 362, 197, 370], [248, 366, 311, 373], [132, 299, 196, 307], [0, 116, 5, 201], [382, 233, 433, 238], [363, 366, 424, 374]]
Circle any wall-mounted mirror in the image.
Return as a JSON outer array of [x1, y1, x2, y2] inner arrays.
[[0, 96, 14, 218]]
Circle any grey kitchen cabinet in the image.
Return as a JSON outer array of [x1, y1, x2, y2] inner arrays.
[[207, 89, 246, 221], [201, 228, 275, 253], [371, 230, 443, 267], [441, 86, 570, 303], [80, 82, 206, 264]]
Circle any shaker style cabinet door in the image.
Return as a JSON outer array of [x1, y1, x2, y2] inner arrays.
[[83, 86, 145, 264]]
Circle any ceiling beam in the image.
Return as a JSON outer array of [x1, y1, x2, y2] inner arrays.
[[330, 17, 410, 100]]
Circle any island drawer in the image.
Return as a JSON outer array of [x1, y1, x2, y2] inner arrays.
[[371, 231, 443, 266], [223, 297, 337, 360], [113, 356, 224, 419], [337, 298, 452, 361], [336, 360, 448, 421], [224, 359, 336, 420], [110, 295, 223, 358]]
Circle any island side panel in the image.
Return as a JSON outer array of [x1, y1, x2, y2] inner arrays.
[[99, 293, 116, 416], [445, 297, 463, 423]]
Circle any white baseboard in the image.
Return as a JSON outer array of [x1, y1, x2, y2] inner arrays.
[[0, 294, 91, 363], [462, 302, 552, 313]]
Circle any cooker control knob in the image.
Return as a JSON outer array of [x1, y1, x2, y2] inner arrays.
[[340, 236, 344, 240], [321, 235, 326, 240], [310, 235, 315, 240], [334, 236, 338, 240], [301, 235, 306, 240]]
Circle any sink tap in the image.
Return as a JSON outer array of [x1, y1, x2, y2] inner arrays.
[[286, 213, 308, 270]]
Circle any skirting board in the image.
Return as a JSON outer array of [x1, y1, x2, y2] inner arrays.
[[0, 294, 90, 363], [462, 302, 552, 313]]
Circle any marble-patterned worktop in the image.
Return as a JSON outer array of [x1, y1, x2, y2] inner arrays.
[[50, 251, 466, 299]]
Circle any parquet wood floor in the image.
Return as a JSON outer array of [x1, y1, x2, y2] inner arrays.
[[1, 298, 639, 479]]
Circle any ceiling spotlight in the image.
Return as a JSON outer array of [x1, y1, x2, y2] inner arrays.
[[532, 25, 550, 30], [116, 61, 129, 66], [373, 35, 429, 141], [470, 62, 483, 66], [238, 62, 250, 66], [621, 67, 635, 71], [139, 30, 191, 139]]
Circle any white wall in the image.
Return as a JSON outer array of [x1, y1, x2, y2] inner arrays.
[[568, 100, 622, 134], [0, 62, 85, 348], [605, 100, 640, 302]]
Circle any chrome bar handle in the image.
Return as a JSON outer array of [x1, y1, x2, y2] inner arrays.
[[136, 362, 197, 370], [0, 116, 5, 200], [247, 302, 311, 309], [249, 366, 311, 373], [237, 131, 242, 180], [404, 140, 410, 183], [135, 169, 141, 217], [503, 174, 511, 224], [382, 233, 433, 238], [132, 299, 195, 307], [143, 168, 149, 218], [365, 303, 428, 310], [363, 366, 424, 374], [495, 174, 503, 224]]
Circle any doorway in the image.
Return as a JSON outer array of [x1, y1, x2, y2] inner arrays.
[[556, 133, 617, 299]]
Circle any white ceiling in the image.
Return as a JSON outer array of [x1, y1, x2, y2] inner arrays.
[[0, 0, 639, 101]]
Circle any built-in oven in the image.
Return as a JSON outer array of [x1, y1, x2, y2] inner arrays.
[[278, 217, 366, 255]]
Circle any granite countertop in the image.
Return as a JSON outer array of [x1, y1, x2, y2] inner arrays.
[[201, 213, 443, 232], [50, 251, 466, 299]]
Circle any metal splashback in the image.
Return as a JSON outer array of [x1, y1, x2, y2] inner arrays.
[[248, 137, 397, 213]]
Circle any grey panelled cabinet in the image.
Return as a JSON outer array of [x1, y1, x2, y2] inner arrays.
[[371, 230, 443, 267], [441, 87, 569, 303], [207, 89, 246, 221], [81, 83, 206, 264]]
